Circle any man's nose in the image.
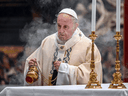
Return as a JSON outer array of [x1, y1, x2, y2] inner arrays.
[[60, 27, 64, 33]]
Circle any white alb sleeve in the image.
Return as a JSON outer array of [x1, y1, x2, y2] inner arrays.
[[56, 63, 77, 85]]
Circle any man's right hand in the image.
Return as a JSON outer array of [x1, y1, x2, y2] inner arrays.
[[28, 58, 37, 66]]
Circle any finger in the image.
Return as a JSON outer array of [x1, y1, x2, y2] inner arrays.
[[29, 59, 37, 66], [54, 63, 58, 68], [54, 61, 60, 64], [53, 61, 57, 64], [31, 58, 37, 63], [34, 58, 37, 62], [56, 62, 61, 66], [29, 63, 35, 66], [32, 58, 37, 65], [28, 60, 34, 65], [29, 63, 34, 66], [56, 63, 60, 66]]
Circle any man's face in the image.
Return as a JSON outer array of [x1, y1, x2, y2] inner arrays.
[[57, 13, 78, 41]]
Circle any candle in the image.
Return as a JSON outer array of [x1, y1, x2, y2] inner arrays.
[[91, 0, 96, 31], [116, 0, 121, 32]]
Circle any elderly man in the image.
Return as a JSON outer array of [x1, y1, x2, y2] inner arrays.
[[24, 8, 102, 86]]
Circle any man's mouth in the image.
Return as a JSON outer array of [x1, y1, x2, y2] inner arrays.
[[59, 34, 65, 36]]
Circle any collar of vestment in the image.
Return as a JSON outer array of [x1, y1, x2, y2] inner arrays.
[[55, 28, 83, 50]]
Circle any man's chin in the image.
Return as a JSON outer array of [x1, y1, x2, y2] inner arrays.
[[59, 37, 67, 42], [60, 38, 66, 41]]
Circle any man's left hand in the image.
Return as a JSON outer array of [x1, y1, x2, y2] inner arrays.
[[54, 61, 61, 71]]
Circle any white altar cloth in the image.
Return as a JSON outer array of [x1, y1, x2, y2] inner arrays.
[[0, 83, 128, 96]]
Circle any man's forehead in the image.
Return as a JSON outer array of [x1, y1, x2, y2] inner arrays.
[[58, 13, 72, 20]]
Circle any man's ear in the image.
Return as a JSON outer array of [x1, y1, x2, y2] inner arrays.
[[75, 23, 79, 29], [76, 23, 79, 28], [73, 23, 79, 31]]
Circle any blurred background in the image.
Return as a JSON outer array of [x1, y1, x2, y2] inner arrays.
[[0, 0, 125, 91]]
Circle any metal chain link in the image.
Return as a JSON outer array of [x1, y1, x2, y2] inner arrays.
[[63, 47, 72, 63], [50, 47, 59, 74]]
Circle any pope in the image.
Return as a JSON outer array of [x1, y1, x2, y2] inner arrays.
[[24, 8, 102, 86]]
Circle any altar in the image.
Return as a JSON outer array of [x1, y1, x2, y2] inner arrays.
[[0, 83, 128, 96]]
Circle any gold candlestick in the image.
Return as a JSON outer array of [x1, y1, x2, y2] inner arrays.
[[109, 32, 126, 89], [85, 31, 102, 89]]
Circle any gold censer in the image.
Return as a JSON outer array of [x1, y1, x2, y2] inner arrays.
[[26, 65, 39, 84], [26, 65, 53, 85]]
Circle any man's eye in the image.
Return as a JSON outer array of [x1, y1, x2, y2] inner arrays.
[[64, 25, 68, 29], [58, 25, 61, 28]]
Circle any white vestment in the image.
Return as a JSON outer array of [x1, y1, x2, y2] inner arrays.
[[24, 28, 102, 86]]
